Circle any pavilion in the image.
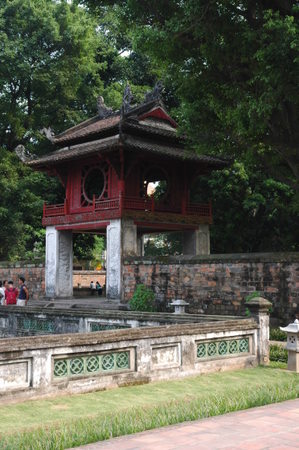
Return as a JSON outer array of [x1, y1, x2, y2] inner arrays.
[[24, 83, 228, 299]]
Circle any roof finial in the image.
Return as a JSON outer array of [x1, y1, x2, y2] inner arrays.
[[97, 96, 113, 119], [121, 83, 134, 116], [15, 145, 36, 162], [40, 127, 55, 143], [144, 80, 164, 103]]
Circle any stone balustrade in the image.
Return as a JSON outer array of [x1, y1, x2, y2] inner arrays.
[[0, 303, 270, 402]]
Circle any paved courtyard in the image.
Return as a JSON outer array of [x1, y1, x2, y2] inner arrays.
[[71, 398, 299, 450]]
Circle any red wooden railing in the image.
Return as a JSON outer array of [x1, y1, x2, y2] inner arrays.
[[44, 197, 212, 219]]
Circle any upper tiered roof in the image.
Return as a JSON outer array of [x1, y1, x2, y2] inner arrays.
[[25, 83, 229, 170]]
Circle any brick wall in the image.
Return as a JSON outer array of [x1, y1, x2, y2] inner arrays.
[[0, 264, 106, 300], [123, 253, 299, 324], [73, 271, 106, 288], [0, 261, 45, 300]]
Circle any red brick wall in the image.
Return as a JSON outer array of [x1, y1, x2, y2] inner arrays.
[[73, 271, 106, 288], [0, 264, 106, 300], [123, 253, 299, 324], [0, 262, 45, 300]]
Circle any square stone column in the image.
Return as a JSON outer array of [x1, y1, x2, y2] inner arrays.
[[182, 224, 210, 255], [45, 226, 73, 298], [106, 219, 137, 299], [247, 297, 272, 365]]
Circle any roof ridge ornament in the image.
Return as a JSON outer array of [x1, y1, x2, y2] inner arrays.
[[40, 127, 55, 143], [144, 80, 164, 103], [121, 83, 134, 117], [15, 144, 36, 162], [97, 96, 113, 119]]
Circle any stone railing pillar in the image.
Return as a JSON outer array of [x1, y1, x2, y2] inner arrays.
[[280, 319, 299, 372], [247, 297, 272, 365]]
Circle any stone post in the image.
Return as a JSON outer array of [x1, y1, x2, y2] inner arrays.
[[106, 219, 137, 299], [45, 226, 73, 298], [182, 224, 210, 255], [137, 234, 145, 256], [247, 297, 272, 365], [280, 319, 299, 372]]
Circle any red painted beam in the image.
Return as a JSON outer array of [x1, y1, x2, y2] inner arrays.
[[134, 221, 198, 231], [56, 221, 110, 231]]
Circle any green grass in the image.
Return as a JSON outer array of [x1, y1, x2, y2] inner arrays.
[[0, 367, 298, 450]]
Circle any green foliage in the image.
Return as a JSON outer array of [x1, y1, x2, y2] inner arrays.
[[245, 292, 261, 303], [270, 344, 288, 363], [0, 0, 104, 151], [0, 148, 63, 260], [191, 162, 298, 252], [93, 1, 298, 209], [270, 328, 287, 342], [144, 233, 182, 256], [129, 284, 156, 312]]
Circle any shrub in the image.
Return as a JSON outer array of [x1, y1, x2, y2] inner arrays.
[[245, 291, 261, 303], [129, 284, 156, 312], [270, 328, 287, 342], [270, 344, 288, 363]]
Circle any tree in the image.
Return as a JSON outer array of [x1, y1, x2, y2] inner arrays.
[[88, 1, 298, 197], [0, 0, 103, 152], [0, 0, 104, 260]]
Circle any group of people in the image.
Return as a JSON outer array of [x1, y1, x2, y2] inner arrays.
[[90, 280, 103, 296], [0, 277, 29, 306]]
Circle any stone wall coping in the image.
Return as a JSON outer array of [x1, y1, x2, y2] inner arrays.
[[0, 260, 44, 269], [0, 318, 256, 353], [0, 305, 244, 323], [123, 252, 299, 265], [73, 270, 106, 275]]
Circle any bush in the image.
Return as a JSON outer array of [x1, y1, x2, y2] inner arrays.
[[270, 344, 288, 363], [245, 291, 261, 303], [129, 284, 156, 312], [270, 328, 287, 342]]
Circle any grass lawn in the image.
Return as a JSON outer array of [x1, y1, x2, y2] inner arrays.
[[0, 366, 298, 450]]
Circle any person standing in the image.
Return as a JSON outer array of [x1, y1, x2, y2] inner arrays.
[[90, 280, 96, 296], [17, 276, 29, 306], [5, 281, 18, 305], [96, 281, 102, 296]]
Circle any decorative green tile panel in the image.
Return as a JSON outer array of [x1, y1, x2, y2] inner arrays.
[[197, 337, 250, 360], [53, 351, 131, 379], [17, 317, 55, 334], [90, 322, 130, 332]]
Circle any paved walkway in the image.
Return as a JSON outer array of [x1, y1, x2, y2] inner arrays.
[[71, 399, 299, 450]]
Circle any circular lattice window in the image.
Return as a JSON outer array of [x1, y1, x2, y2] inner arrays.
[[82, 167, 105, 204]]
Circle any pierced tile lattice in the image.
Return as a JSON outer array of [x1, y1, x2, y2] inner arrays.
[[197, 338, 250, 359], [54, 351, 130, 378], [17, 317, 55, 334], [90, 322, 130, 332]]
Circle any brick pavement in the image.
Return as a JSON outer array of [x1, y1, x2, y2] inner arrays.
[[71, 399, 299, 450]]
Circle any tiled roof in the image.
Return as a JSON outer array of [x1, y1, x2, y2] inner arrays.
[[123, 135, 229, 167], [27, 135, 120, 167], [53, 115, 120, 144]]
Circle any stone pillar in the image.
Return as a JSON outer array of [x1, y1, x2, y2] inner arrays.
[[247, 297, 272, 365], [182, 224, 210, 255], [280, 319, 299, 372], [45, 226, 73, 298], [106, 219, 137, 299], [137, 234, 145, 256]]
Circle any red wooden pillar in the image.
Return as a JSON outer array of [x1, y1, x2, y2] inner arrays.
[[118, 146, 125, 215]]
